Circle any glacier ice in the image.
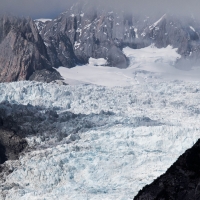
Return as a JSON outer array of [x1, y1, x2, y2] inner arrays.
[[56, 45, 200, 87], [0, 80, 200, 199]]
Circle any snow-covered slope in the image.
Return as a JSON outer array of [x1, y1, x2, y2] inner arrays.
[[0, 81, 200, 199], [57, 45, 200, 87]]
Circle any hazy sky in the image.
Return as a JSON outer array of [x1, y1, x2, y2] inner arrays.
[[0, 0, 199, 19], [0, 0, 74, 18]]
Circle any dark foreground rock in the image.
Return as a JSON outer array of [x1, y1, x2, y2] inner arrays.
[[134, 139, 200, 200], [0, 129, 27, 164]]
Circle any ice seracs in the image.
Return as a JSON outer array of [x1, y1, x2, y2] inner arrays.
[[0, 80, 200, 199]]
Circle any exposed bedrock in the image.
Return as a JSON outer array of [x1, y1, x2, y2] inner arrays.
[[0, 129, 27, 164], [0, 15, 61, 83], [134, 139, 200, 200], [39, 1, 200, 69]]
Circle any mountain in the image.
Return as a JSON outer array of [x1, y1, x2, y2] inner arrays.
[[1, 3, 200, 83], [134, 139, 200, 200], [0, 15, 61, 82], [38, 2, 200, 70]]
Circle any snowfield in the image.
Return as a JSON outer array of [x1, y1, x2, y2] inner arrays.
[[0, 79, 200, 200], [57, 45, 200, 87]]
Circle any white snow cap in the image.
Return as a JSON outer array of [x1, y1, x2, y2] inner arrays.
[[34, 18, 52, 23]]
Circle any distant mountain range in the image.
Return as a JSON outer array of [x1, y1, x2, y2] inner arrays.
[[1, 2, 200, 82]]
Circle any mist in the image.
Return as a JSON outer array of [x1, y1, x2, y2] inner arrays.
[[0, 0, 199, 19], [0, 0, 74, 19]]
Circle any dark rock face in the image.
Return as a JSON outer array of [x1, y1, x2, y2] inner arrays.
[[0, 15, 59, 82], [0, 129, 27, 164], [0, 102, 28, 164], [38, 2, 200, 69], [40, 3, 138, 68], [141, 14, 200, 61], [29, 68, 62, 83], [134, 139, 200, 200], [44, 32, 78, 68]]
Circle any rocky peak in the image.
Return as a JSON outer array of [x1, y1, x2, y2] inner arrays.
[[40, 3, 137, 68], [38, 7, 200, 69], [34, 19, 52, 34], [0, 15, 60, 82]]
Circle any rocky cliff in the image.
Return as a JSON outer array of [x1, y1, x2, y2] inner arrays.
[[0, 15, 61, 82], [1, 3, 200, 82], [38, 2, 200, 69], [134, 139, 200, 200]]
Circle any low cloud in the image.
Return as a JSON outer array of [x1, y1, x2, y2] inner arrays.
[[0, 0, 74, 19], [0, 0, 200, 19]]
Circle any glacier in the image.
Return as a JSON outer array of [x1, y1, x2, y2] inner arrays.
[[56, 45, 200, 87], [0, 80, 200, 200]]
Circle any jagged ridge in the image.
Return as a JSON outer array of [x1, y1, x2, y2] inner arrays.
[[38, 2, 200, 69], [0, 15, 61, 82]]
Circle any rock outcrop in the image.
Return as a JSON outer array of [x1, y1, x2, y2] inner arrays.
[[0, 129, 27, 164], [38, 1, 200, 69], [141, 14, 200, 64], [40, 2, 136, 68], [0, 15, 61, 82], [134, 139, 200, 200]]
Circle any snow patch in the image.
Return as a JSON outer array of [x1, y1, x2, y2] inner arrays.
[[149, 14, 166, 30], [34, 18, 52, 23], [44, 42, 49, 47], [190, 26, 196, 32], [74, 41, 81, 49], [80, 13, 84, 17], [134, 28, 138, 38], [84, 23, 92, 29], [141, 32, 146, 37], [89, 58, 107, 66]]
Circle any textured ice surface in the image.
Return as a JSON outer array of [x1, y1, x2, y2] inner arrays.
[[0, 81, 200, 199]]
